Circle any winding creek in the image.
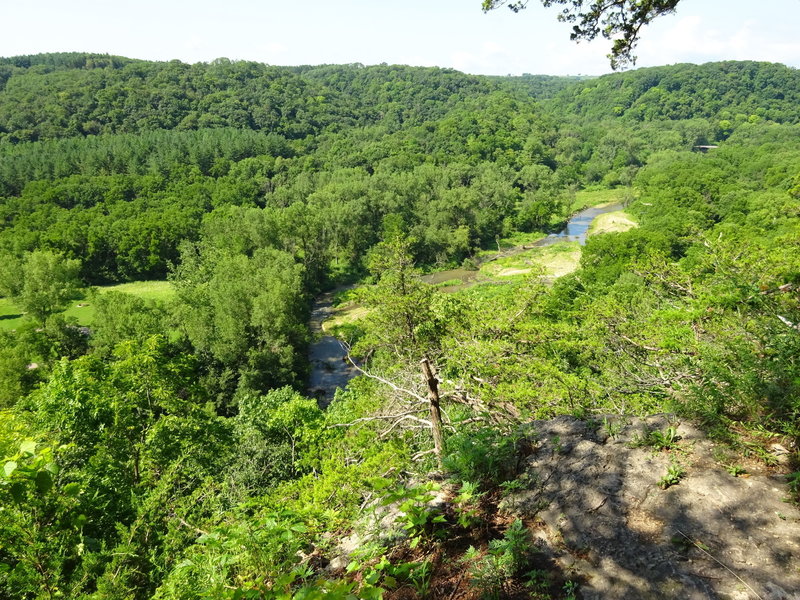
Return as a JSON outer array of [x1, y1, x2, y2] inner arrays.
[[307, 287, 359, 405], [307, 202, 625, 403], [536, 201, 624, 245], [419, 201, 624, 288]]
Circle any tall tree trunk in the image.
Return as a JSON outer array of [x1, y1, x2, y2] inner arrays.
[[421, 357, 445, 471]]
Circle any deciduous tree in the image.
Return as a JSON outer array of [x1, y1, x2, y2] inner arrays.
[[0, 251, 82, 324]]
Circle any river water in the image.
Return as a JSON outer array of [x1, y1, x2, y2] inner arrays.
[[307, 288, 359, 406], [534, 202, 623, 246], [307, 202, 624, 402], [420, 202, 624, 287]]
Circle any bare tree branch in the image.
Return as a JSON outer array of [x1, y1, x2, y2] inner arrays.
[[341, 341, 428, 403]]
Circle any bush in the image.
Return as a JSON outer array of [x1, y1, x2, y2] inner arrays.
[[444, 427, 526, 490]]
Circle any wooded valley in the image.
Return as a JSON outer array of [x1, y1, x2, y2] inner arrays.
[[0, 53, 798, 599]]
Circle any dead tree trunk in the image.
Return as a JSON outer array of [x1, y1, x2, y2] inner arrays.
[[421, 357, 445, 471]]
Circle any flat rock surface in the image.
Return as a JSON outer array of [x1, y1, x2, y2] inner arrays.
[[500, 415, 800, 599]]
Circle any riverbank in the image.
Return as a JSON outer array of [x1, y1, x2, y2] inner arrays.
[[588, 209, 637, 235], [306, 190, 639, 402]]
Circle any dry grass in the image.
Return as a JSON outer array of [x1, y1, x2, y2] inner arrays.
[[481, 242, 582, 280], [588, 210, 637, 235]]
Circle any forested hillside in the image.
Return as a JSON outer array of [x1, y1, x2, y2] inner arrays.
[[547, 61, 800, 124], [1, 53, 798, 599], [0, 53, 495, 142]]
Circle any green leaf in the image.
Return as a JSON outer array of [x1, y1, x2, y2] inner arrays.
[[73, 513, 88, 529], [365, 570, 380, 585], [370, 477, 393, 491], [10, 482, 25, 503], [35, 470, 53, 494], [63, 482, 81, 497], [360, 586, 384, 600], [3, 461, 17, 478], [44, 462, 59, 476], [20, 440, 36, 456], [345, 560, 360, 573]]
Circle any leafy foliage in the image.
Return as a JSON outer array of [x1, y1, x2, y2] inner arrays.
[[463, 519, 535, 599], [0, 250, 82, 323], [659, 461, 686, 489]]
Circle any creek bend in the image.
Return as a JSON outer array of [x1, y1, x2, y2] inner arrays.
[[307, 202, 624, 402]]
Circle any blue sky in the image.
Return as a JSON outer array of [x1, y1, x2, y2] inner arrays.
[[2, 0, 799, 75]]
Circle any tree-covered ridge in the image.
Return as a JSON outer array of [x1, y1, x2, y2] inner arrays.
[[490, 73, 596, 99], [0, 57, 335, 141], [0, 52, 136, 70], [0, 53, 495, 143], [292, 63, 494, 126], [548, 61, 800, 124], [2, 54, 798, 145]]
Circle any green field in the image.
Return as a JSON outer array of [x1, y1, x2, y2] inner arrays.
[[0, 280, 174, 331], [0, 297, 24, 331]]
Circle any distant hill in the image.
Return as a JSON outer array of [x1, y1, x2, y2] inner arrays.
[[0, 53, 494, 143], [3, 54, 798, 145], [543, 61, 800, 123], [489, 74, 595, 99]]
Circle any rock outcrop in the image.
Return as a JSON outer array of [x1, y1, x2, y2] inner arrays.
[[501, 415, 800, 599]]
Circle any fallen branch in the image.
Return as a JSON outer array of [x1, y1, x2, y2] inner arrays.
[[176, 517, 208, 537], [411, 448, 438, 461], [759, 282, 796, 296], [379, 415, 432, 439], [777, 314, 800, 331]]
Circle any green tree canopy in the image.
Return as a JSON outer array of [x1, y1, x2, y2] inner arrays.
[[0, 250, 82, 323], [171, 245, 308, 403]]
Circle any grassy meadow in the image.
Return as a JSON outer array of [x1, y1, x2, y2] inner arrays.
[[0, 280, 174, 331]]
